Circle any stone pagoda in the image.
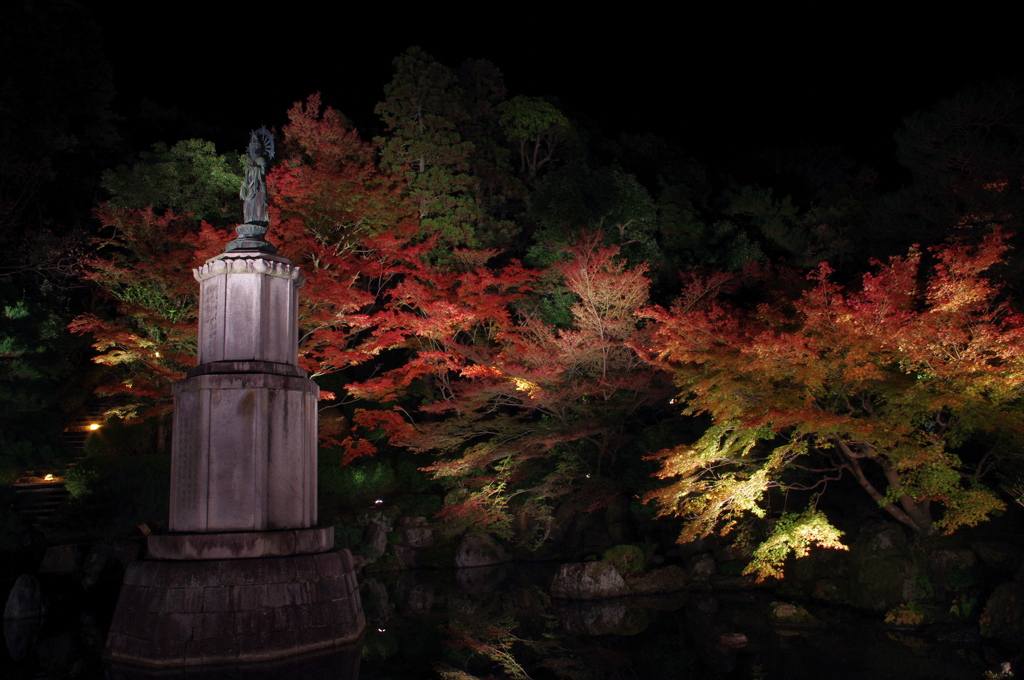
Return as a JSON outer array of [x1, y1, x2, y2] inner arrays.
[[105, 128, 364, 666]]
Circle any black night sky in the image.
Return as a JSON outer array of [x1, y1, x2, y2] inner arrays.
[[88, 6, 1024, 184]]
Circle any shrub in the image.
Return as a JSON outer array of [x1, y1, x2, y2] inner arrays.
[[83, 419, 157, 457], [393, 493, 442, 518], [55, 454, 170, 536], [0, 487, 38, 553], [333, 524, 364, 550], [319, 451, 396, 506]]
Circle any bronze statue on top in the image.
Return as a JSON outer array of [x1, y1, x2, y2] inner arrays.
[[227, 127, 277, 253], [240, 126, 275, 225]]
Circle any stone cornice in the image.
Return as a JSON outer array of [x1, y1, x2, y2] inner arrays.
[[194, 253, 305, 288]]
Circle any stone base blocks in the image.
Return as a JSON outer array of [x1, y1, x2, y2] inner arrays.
[[105, 550, 364, 666], [148, 527, 334, 561]]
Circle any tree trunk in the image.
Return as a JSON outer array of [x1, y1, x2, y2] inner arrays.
[[835, 438, 935, 534]]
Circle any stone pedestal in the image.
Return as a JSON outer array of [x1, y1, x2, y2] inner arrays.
[[106, 550, 364, 667], [106, 244, 364, 666]]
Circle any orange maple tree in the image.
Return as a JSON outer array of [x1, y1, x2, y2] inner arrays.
[[641, 231, 1023, 578]]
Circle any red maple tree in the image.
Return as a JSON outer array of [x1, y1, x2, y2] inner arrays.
[[353, 237, 671, 543], [71, 95, 420, 424]]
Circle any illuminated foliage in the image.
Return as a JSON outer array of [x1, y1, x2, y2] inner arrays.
[[360, 238, 671, 543], [271, 93, 416, 249], [71, 97, 421, 423], [341, 246, 536, 469], [643, 231, 1022, 571], [64, 53, 1024, 571], [744, 506, 847, 582], [68, 205, 213, 419], [267, 94, 420, 383]]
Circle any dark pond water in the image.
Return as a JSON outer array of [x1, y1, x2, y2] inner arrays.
[[1, 563, 1002, 680]]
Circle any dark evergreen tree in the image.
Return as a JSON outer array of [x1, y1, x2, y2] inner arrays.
[[375, 47, 483, 249]]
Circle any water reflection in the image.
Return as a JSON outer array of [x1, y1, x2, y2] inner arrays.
[[5, 616, 43, 662], [357, 565, 989, 680], [2, 564, 993, 679], [105, 643, 361, 680]]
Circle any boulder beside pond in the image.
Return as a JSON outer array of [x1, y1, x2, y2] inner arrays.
[[980, 563, 1024, 652], [454, 533, 506, 568], [770, 601, 824, 628], [550, 561, 630, 600], [626, 565, 687, 595], [925, 548, 977, 593], [686, 553, 717, 583], [397, 516, 434, 548], [3, 574, 46, 620], [37, 544, 87, 576], [363, 520, 389, 560], [847, 522, 921, 612]]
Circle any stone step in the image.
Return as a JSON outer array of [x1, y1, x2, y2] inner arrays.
[[12, 482, 70, 525], [58, 397, 121, 467], [10, 398, 120, 528]]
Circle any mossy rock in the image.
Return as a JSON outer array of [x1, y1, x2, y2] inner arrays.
[[980, 580, 1024, 651], [455, 534, 506, 568], [811, 577, 849, 603], [769, 601, 824, 628], [883, 601, 942, 628], [363, 552, 401, 573], [847, 522, 922, 612], [626, 565, 687, 595], [603, 544, 646, 578]]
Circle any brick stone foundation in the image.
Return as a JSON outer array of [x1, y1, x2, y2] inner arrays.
[[105, 549, 364, 666]]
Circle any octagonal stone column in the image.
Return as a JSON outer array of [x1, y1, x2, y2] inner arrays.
[[167, 251, 318, 534], [194, 252, 302, 367]]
